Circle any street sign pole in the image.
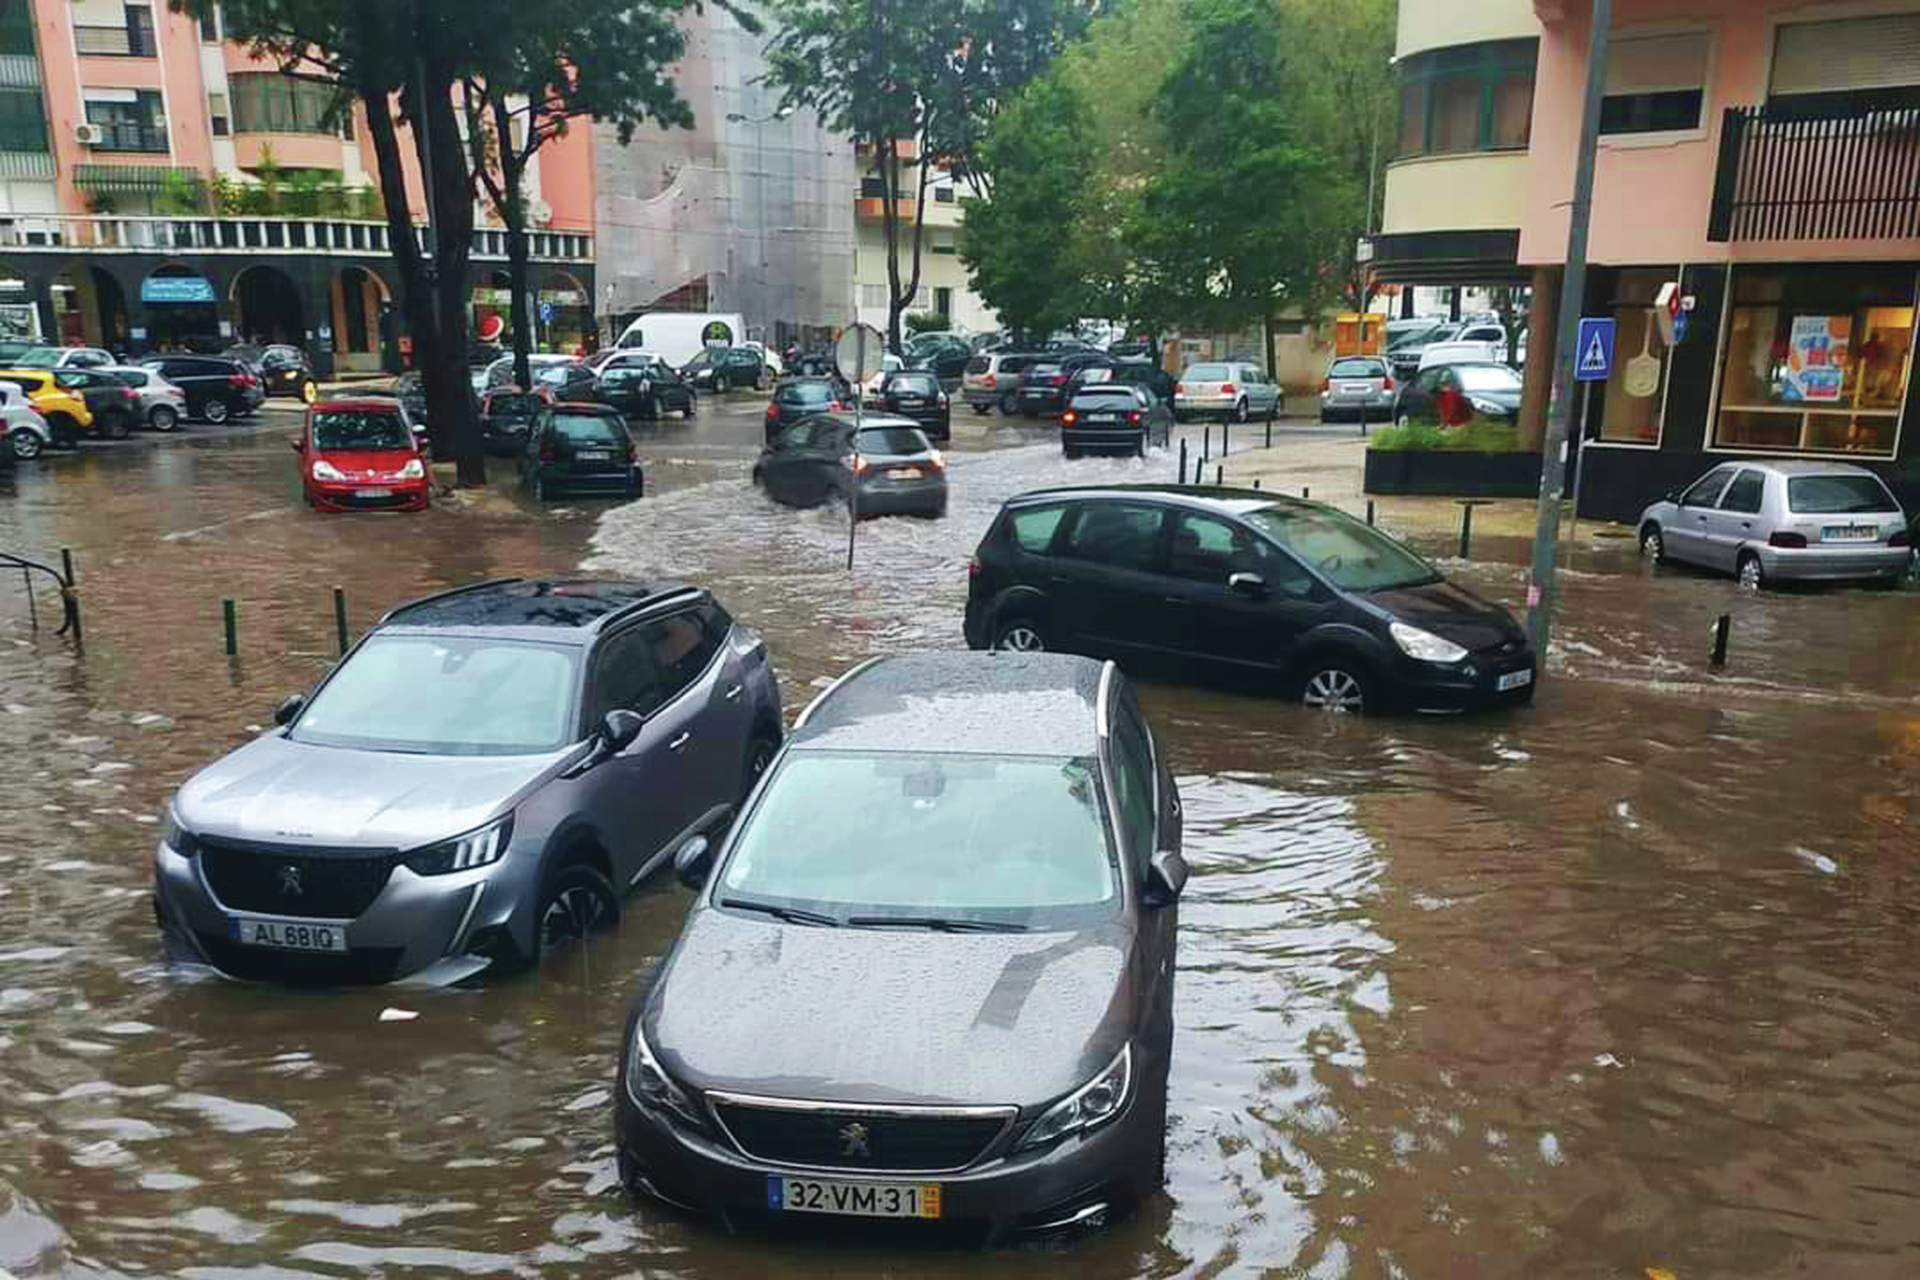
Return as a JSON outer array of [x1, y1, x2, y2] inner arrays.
[[1526, 0, 1614, 659], [836, 324, 885, 572]]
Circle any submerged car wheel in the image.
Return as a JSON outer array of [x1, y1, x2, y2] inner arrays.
[[149, 405, 178, 433], [536, 863, 619, 956], [992, 617, 1047, 653], [1300, 661, 1369, 714], [202, 398, 229, 424], [999, 390, 1018, 415], [1738, 552, 1764, 593], [1639, 524, 1665, 564], [10, 428, 42, 460]]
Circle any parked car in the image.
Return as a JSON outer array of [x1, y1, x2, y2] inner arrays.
[[963, 351, 1039, 416], [1069, 358, 1174, 405], [292, 399, 430, 513], [55, 368, 143, 438], [485, 353, 581, 392], [859, 351, 907, 400], [873, 368, 952, 441], [1061, 385, 1170, 458], [532, 362, 601, 403], [589, 347, 666, 376], [102, 365, 189, 432], [754, 413, 947, 518], [964, 485, 1537, 714], [522, 403, 642, 501], [596, 360, 694, 421], [139, 355, 264, 424], [1017, 353, 1112, 419], [1317, 357, 1395, 424], [1173, 361, 1283, 424], [154, 577, 784, 985], [0, 381, 52, 461], [905, 332, 973, 385], [682, 346, 766, 393], [1416, 340, 1510, 373], [480, 386, 553, 457], [0, 338, 38, 366], [614, 650, 1184, 1244], [1394, 361, 1522, 430], [1636, 461, 1912, 591], [19, 345, 116, 370], [741, 341, 784, 378], [0, 368, 90, 447], [763, 376, 846, 443], [1386, 321, 1460, 382]]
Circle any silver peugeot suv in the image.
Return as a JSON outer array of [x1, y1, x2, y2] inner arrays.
[[153, 578, 784, 985]]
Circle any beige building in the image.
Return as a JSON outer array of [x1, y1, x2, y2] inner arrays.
[[852, 140, 997, 336]]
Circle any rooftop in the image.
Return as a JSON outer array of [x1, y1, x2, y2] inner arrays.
[[793, 652, 1110, 758]]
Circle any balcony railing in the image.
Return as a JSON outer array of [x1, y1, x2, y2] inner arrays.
[[88, 122, 170, 153], [1709, 88, 1920, 243], [0, 213, 592, 263], [74, 24, 158, 56]]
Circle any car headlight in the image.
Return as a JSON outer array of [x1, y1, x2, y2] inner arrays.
[[626, 1018, 711, 1133], [402, 815, 513, 876], [398, 458, 425, 479], [1390, 620, 1469, 664], [311, 459, 346, 481], [1469, 397, 1505, 416], [1015, 1043, 1131, 1152], [162, 806, 197, 857]]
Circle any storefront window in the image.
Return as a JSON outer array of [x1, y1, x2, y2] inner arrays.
[[1714, 266, 1915, 458], [1599, 268, 1676, 444]]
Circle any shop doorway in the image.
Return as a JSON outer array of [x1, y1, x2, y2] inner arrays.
[[142, 265, 220, 352], [332, 266, 390, 374], [232, 264, 306, 348]]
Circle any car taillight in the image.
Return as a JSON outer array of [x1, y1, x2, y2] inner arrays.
[[1220, 382, 1237, 396], [1062, 411, 1077, 425], [229, 373, 247, 388], [1051, 374, 1065, 385], [1127, 411, 1142, 424], [1174, 382, 1185, 395], [1383, 375, 1395, 391], [1769, 531, 1808, 549], [1891, 529, 1911, 547], [828, 400, 843, 411], [982, 374, 995, 388], [928, 449, 946, 470], [122, 388, 137, 401], [842, 453, 868, 475], [765, 404, 778, 420]]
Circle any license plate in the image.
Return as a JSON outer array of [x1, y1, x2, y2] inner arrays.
[[1497, 669, 1533, 692], [1087, 413, 1117, 422], [1821, 525, 1876, 542], [355, 487, 392, 498], [768, 1176, 941, 1219], [897, 397, 923, 406], [890, 467, 923, 480], [1343, 383, 1373, 395], [577, 450, 613, 462], [228, 916, 347, 952]]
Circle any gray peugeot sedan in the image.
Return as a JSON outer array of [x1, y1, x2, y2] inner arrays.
[[614, 651, 1186, 1245], [153, 578, 783, 985]]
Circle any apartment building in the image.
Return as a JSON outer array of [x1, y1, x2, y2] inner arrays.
[[852, 140, 996, 337], [0, 0, 595, 374]]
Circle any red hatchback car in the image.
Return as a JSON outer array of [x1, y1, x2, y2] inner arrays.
[[293, 398, 430, 513]]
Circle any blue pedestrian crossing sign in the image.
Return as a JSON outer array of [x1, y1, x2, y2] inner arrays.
[[1575, 317, 1616, 382]]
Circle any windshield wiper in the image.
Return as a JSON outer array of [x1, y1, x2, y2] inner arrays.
[[719, 897, 840, 927], [846, 915, 1028, 933]]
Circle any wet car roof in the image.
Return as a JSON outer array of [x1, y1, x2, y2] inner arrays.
[[793, 652, 1107, 758], [1007, 483, 1314, 519], [377, 578, 695, 637]]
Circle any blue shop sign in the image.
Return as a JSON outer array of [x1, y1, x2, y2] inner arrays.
[[142, 275, 216, 304]]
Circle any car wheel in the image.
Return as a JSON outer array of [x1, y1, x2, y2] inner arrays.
[[999, 391, 1017, 415], [992, 617, 1047, 652], [300, 380, 318, 404], [971, 404, 989, 416], [714, 374, 729, 395], [202, 398, 229, 425], [10, 428, 42, 460], [1639, 524, 1665, 564], [149, 405, 178, 433], [1738, 552, 1764, 593], [47, 413, 81, 448], [1300, 660, 1370, 714], [535, 862, 619, 957], [1232, 398, 1248, 424]]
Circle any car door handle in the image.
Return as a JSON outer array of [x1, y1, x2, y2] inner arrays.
[[668, 731, 691, 751], [724, 683, 743, 701]]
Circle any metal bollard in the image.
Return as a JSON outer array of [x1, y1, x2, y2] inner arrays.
[[1710, 613, 1730, 667], [1215, 464, 1223, 485], [1366, 499, 1376, 526], [1265, 413, 1272, 449], [61, 547, 80, 644], [1252, 478, 1261, 490], [1203, 426, 1210, 463], [1302, 486, 1310, 500], [1458, 505, 1474, 559], [222, 599, 238, 656], [333, 586, 349, 656], [1178, 438, 1188, 485], [1223, 420, 1230, 457]]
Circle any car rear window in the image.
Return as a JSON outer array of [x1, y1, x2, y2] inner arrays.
[[312, 410, 410, 451], [965, 356, 990, 374], [1071, 388, 1137, 407], [779, 381, 836, 405], [1184, 363, 1229, 381], [488, 393, 541, 416], [888, 373, 940, 396], [1454, 365, 1523, 392], [1330, 359, 1384, 378], [1028, 362, 1062, 377], [1008, 505, 1067, 553], [554, 413, 623, 443], [857, 425, 930, 455], [999, 356, 1033, 373], [1787, 474, 1899, 514]]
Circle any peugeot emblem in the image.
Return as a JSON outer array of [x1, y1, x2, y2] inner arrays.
[[838, 1121, 871, 1159], [278, 864, 303, 896]]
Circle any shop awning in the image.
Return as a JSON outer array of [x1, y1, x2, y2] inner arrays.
[[72, 163, 200, 194]]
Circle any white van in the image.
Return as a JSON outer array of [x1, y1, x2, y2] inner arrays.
[[614, 313, 746, 370]]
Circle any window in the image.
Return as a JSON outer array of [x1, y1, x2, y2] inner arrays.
[[1772, 14, 1920, 97], [1714, 265, 1915, 458], [0, 88, 48, 152], [859, 176, 885, 198], [84, 90, 168, 152], [591, 627, 667, 722], [1009, 505, 1066, 554], [1109, 711, 1155, 877], [1600, 33, 1708, 136], [1719, 470, 1765, 515], [1599, 267, 1677, 444], [934, 186, 954, 203], [1241, 506, 1437, 592], [1680, 469, 1732, 508], [198, 3, 219, 41], [208, 92, 230, 138], [1394, 39, 1537, 158], [646, 611, 720, 698], [1062, 502, 1163, 573], [1167, 513, 1263, 584], [229, 72, 342, 135], [1786, 474, 1900, 515], [1330, 359, 1385, 378], [860, 283, 887, 309], [934, 286, 952, 317]]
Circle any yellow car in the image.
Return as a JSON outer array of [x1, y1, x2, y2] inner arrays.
[[0, 368, 90, 447]]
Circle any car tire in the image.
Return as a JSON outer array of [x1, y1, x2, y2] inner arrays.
[[1639, 523, 1666, 564], [202, 398, 229, 425], [1232, 398, 1248, 424], [991, 617, 1047, 653], [714, 374, 729, 395], [46, 413, 81, 448], [300, 380, 318, 404], [10, 428, 42, 461], [149, 405, 178, 433], [534, 861, 620, 958], [971, 404, 989, 416], [1063, 444, 1082, 460], [1299, 658, 1371, 714], [625, 470, 642, 500], [999, 391, 1017, 415], [1738, 551, 1764, 593]]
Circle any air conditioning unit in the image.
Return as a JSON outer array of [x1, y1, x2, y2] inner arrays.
[[529, 198, 553, 227], [73, 123, 104, 146]]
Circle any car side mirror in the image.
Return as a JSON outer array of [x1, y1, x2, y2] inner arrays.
[[1228, 572, 1268, 598], [290, 436, 305, 452], [273, 693, 305, 726], [674, 834, 713, 889], [1144, 848, 1187, 908], [601, 708, 644, 753], [1665, 489, 1681, 504]]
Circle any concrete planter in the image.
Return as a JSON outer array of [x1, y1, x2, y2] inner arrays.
[[1364, 449, 1545, 498]]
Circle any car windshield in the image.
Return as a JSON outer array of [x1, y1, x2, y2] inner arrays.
[[1330, 359, 1384, 378], [1454, 365, 1523, 392], [312, 410, 411, 451], [19, 346, 61, 366], [1184, 363, 1229, 381], [1787, 474, 1899, 514], [1243, 504, 1440, 591], [717, 751, 1117, 927], [535, 365, 578, 385], [858, 425, 930, 455], [779, 381, 836, 405], [554, 413, 623, 443], [888, 373, 939, 396], [291, 635, 578, 756]]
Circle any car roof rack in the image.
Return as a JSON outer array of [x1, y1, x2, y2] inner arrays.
[[591, 584, 706, 633], [378, 577, 523, 625]]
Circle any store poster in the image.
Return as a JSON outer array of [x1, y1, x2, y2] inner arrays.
[[1782, 315, 1848, 402]]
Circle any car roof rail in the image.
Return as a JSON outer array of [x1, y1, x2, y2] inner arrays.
[[1096, 660, 1116, 738], [592, 584, 706, 632], [378, 577, 524, 625]]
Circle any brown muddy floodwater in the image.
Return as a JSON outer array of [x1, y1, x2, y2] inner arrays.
[[0, 408, 1916, 1279]]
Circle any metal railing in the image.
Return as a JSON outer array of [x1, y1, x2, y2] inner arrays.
[[0, 214, 592, 262], [87, 122, 170, 153], [1709, 88, 1920, 242], [0, 548, 80, 643], [74, 24, 158, 56]]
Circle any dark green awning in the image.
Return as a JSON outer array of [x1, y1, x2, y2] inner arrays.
[[72, 163, 200, 193]]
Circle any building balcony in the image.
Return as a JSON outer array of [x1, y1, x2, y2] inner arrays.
[[0, 212, 593, 263], [86, 122, 169, 153], [0, 53, 41, 88], [74, 24, 159, 57], [855, 196, 917, 224], [1709, 88, 1920, 243]]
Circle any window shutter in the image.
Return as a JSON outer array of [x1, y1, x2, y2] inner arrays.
[[1605, 32, 1710, 96], [1772, 15, 1920, 95]]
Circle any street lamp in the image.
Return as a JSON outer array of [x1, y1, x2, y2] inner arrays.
[[726, 106, 794, 344]]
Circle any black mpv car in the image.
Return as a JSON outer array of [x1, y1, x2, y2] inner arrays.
[[964, 485, 1536, 714]]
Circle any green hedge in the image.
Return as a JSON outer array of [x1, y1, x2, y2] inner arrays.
[[1368, 420, 1522, 454]]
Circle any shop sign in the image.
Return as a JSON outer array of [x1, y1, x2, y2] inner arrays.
[[142, 275, 217, 304], [1784, 315, 1848, 402], [702, 319, 734, 347]]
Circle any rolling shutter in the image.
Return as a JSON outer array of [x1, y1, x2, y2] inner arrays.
[[1772, 14, 1920, 95]]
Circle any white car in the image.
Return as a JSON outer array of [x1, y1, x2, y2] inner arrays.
[[742, 341, 784, 378], [102, 365, 189, 433], [860, 352, 906, 398], [1173, 360, 1285, 422], [589, 348, 667, 375], [20, 345, 115, 370], [1417, 340, 1510, 372], [485, 352, 579, 390], [0, 380, 54, 461]]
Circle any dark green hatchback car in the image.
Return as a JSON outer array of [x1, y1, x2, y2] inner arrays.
[[521, 403, 643, 502]]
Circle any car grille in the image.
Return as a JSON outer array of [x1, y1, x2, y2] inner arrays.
[[199, 838, 399, 918], [336, 492, 416, 510], [713, 1100, 1011, 1172], [193, 931, 403, 985]]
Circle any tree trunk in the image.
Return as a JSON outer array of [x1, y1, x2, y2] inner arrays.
[[411, 63, 482, 485], [363, 82, 441, 422], [491, 96, 534, 391], [1517, 266, 1560, 452], [1263, 311, 1276, 383], [880, 141, 903, 353]]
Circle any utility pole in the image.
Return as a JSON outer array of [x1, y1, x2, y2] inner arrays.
[[1526, 0, 1613, 659]]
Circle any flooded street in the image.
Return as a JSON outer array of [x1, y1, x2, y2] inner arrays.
[[1, 404, 1917, 1278]]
